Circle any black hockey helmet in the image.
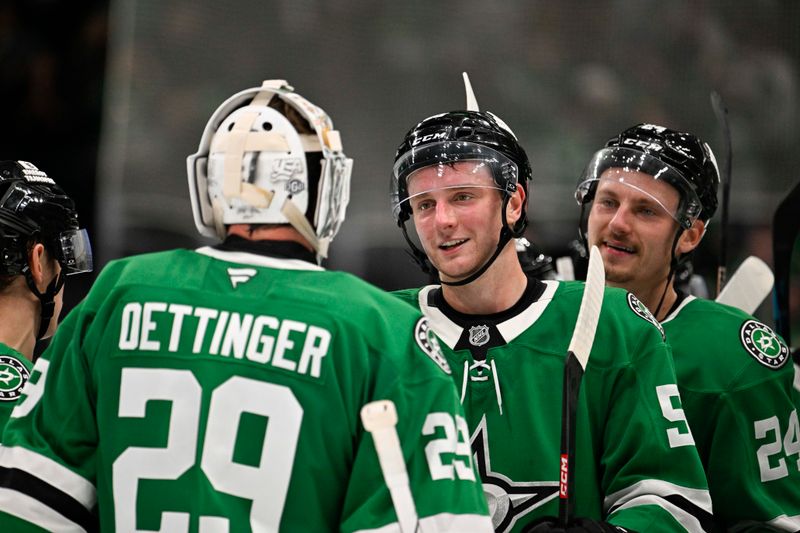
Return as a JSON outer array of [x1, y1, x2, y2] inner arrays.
[[0, 160, 92, 340], [390, 110, 532, 234], [0, 160, 92, 277], [575, 123, 720, 228]]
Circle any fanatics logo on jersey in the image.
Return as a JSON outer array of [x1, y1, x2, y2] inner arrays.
[[0, 355, 30, 402], [740, 320, 789, 369], [626, 293, 665, 340], [227, 267, 257, 288], [469, 325, 490, 347], [415, 318, 450, 374]]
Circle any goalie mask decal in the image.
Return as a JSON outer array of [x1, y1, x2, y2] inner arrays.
[[739, 320, 789, 370], [0, 354, 30, 402], [627, 293, 665, 340], [415, 318, 450, 374]]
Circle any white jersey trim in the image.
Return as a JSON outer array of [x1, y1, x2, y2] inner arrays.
[[417, 285, 462, 349], [195, 246, 324, 271], [0, 487, 86, 532], [353, 512, 493, 532], [0, 445, 96, 509], [417, 280, 560, 349], [496, 280, 559, 342], [661, 294, 697, 324], [768, 513, 800, 530], [605, 479, 711, 533]]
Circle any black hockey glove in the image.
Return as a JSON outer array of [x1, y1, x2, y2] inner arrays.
[[523, 517, 636, 533]]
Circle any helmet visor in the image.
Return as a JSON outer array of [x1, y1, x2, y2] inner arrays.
[[391, 141, 518, 222], [575, 147, 702, 229], [57, 228, 93, 275]]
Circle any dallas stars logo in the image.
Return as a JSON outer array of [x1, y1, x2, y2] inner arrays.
[[740, 320, 789, 369], [627, 293, 665, 340], [471, 416, 558, 532], [0, 355, 30, 402]]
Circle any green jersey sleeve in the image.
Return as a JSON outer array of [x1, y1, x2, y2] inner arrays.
[[0, 249, 492, 533], [663, 296, 800, 531]]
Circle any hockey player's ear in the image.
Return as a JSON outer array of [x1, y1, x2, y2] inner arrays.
[[676, 219, 706, 256], [28, 243, 48, 292], [506, 186, 526, 226]]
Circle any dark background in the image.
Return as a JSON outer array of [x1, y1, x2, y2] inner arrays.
[[2, 0, 799, 341]]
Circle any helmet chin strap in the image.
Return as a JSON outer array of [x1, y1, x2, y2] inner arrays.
[[440, 225, 514, 286], [653, 230, 683, 320], [23, 267, 65, 341]]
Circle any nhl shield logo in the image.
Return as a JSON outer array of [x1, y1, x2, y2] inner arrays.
[[0, 355, 30, 402], [469, 325, 490, 347], [740, 320, 789, 369]]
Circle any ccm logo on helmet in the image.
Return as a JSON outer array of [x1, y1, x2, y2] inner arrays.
[[412, 132, 447, 147], [622, 138, 663, 152]]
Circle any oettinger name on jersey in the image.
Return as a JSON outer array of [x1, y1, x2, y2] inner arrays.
[[118, 302, 331, 379], [0, 355, 30, 401]]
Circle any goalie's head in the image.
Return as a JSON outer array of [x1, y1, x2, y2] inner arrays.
[[187, 80, 353, 260], [0, 160, 92, 278]]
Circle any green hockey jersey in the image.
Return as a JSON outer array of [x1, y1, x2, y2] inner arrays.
[[663, 295, 800, 531], [0, 245, 492, 532], [0, 342, 32, 436], [394, 279, 712, 533]]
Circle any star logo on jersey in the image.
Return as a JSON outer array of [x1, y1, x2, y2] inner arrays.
[[227, 267, 257, 288], [626, 292, 665, 340], [740, 319, 789, 369], [469, 325, 490, 347], [0, 355, 30, 402], [471, 416, 559, 532]]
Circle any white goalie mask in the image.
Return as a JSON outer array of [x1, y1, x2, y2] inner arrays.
[[187, 80, 353, 260]]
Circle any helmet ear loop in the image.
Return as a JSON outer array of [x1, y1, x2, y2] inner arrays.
[[399, 216, 435, 278], [23, 263, 65, 341], [507, 184, 528, 238], [653, 229, 683, 321], [576, 182, 597, 253]]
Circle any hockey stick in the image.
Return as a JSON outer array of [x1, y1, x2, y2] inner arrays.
[[711, 91, 733, 296], [361, 400, 419, 533], [715, 256, 774, 315], [559, 245, 605, 526]]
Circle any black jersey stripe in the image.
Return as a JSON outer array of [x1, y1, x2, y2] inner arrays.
[[608, 493, 714, 533], [0, 466, 98, 532], [663, 494, 715, 533]]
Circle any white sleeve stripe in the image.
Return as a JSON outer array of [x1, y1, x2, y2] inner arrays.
[[0, 487, 86, 532], [604, 479, 712, 532], [604, 479, 712, 513], [609, 495, 705, 533], [0, 445, 96, 509], [768, 514, 800, 530], [353, 512, 493, 533]]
